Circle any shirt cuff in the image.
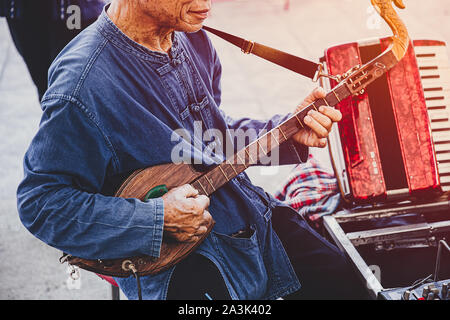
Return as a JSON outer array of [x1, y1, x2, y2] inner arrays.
[[134, 197, 165, 258]]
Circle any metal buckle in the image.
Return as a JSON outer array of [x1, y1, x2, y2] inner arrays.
[[59, 253, 72, 264], [69, 265, 80, 280], [241, 40, 255, 54], [313, 64, 342, 83]]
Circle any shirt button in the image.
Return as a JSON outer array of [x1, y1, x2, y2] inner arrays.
[[172, 58, 181, 66], [192, 105, 201, 112]]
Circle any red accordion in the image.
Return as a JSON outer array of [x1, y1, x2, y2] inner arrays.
[[323, 39, 450, 204]]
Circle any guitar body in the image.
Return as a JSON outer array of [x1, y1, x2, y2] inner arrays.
[[66, 163, 215, 277], [116, 163, 203, 199]]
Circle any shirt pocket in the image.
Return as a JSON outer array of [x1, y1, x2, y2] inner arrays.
[[210, 225, 268, 299]]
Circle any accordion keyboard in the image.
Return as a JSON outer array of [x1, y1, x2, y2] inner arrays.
[[415, 42, 450, 192]]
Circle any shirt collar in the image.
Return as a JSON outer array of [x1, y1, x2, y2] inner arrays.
[[96, 4, 182, 64]]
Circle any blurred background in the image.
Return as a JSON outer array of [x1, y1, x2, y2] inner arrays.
[[0, 0, 449, 299]]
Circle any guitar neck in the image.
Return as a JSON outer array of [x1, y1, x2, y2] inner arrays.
[[191, 83, 351, 196]]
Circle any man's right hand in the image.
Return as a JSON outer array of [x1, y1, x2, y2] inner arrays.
[[162, 184, 213, 242]]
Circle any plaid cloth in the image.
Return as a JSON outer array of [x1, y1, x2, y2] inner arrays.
[[275, 155, 341, 222]]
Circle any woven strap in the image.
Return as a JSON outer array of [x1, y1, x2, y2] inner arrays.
[[203, 26, 321, 80]]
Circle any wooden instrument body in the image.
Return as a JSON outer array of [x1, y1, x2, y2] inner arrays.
[[116, 163, 204, 199], [67, 163, 215, 278]]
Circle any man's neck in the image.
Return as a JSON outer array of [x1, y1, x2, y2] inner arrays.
[[107, 2, 173, 53]]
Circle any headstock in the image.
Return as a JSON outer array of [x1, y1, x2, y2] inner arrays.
[[370, 0, 410, 61], [334, 0, 410, 96]]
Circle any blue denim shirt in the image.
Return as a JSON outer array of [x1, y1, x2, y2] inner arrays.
[[17, 7, 308, 300]]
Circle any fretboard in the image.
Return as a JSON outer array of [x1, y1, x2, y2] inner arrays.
[[191, 83, 351, 196]]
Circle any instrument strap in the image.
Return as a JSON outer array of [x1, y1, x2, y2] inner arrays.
[[203, 26, 322, 81]]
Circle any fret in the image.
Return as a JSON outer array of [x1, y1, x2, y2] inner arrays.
[[204, 175, 216, 191], [332, 90, 341, 103], [279, 126, 288, 141], [294, 114, 305, 128], [271, 130, 280, 146], [312, 102, 319, 111], [245, 148, 256, 164], [195, 179, 208, 195], [325, 88, 345, 107], [336, 84, 351, 102], [257, 140, 268, 156], [265, 132, 274, 151], [236, 152, 248, 168], [228, 160, 240, 173], [218, 165, 229, 181]]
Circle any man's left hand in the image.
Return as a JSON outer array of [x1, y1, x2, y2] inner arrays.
[[292, 87, 342, 148]]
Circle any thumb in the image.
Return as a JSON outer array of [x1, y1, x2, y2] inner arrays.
[[178, 184, 199, 198]]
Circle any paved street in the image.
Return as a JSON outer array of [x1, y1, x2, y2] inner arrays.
[[0, 0, 449, 299]]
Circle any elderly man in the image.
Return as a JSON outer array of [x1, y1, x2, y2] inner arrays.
[[17, 0, 366, 300]]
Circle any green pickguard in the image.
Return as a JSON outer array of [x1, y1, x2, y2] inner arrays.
[[143, 185, 169, 201]]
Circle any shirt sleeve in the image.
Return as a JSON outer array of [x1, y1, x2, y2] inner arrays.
[[17, 97, 164, 260]]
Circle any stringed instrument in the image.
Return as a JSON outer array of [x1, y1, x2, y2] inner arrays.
[[62, 0, 411, 279]]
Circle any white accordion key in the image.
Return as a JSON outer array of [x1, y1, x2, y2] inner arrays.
[[416, 42, 450, 192]]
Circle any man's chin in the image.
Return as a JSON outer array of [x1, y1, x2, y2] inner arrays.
[[178, 21, 206, 33]]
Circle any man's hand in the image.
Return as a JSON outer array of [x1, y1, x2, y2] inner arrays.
[[162, 184, 213, 242], [292, 87, 342, 148]]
